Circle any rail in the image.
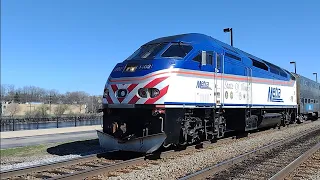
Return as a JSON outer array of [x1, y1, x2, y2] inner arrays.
[[1, 121, 316, 180], [0, 153, 103, 179], [269, 141, 320, 180], [178, 127, 320, 180]]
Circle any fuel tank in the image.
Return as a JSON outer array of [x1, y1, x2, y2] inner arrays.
[[258, 113, 282, 128]]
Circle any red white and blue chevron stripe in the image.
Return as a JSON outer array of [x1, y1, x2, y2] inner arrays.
[[105, 76, 170, 104]]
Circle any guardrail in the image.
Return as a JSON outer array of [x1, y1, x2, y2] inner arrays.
[[0, 114, 103, 132]]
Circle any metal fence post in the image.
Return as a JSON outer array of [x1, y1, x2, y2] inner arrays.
[[13, 119, 15, 131], [75, 117, 77, 127], [56, 117, 59, 128]]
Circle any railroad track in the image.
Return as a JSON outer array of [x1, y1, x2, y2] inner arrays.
[[271, 142, 320, 180], [0, 151, 136, 180], [0, 121, 312, 180], [1, 143, 211, 180], [178, 127, 320, 180], [0, 129, 271, 180]]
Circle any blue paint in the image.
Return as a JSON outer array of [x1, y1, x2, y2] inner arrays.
[[306, 104, 314, 111], [108, 33, 292, 82]]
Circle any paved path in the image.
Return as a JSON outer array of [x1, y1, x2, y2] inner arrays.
[[0, 125, 102, 138], [0, 125, 103, 149]]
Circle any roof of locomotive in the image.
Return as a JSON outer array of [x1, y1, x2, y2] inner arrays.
[[144, 33, 213, 45], [144, 33, 292, 77]]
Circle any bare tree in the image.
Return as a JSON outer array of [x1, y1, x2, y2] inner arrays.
[[77, 91, 89, 113], [57, 94, 66, 104], [1, 84, 7, 100], [1, 85, 98, 115], [65, 91, 89, 113], [34, 104, 49, 117], [47, 89, 60, 103], [85, 95, 102, 113], [6, 103, 21, 116], [54, 104, 69, 116], [7, 84, 15, 102]]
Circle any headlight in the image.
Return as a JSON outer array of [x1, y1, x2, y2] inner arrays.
[[117, 89, 127, 98], [138, 88, 160, 98], [149, 88, 160, 98], [138, 88, 148, 98]]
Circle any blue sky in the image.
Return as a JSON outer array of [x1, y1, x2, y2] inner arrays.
[[2, 0, 320, 95]]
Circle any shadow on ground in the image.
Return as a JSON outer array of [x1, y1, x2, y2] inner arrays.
[[46, 139, 145, 160], [47, 139, 104, 156]]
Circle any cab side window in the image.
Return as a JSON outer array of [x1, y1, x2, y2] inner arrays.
[[207, 53, 213, 65], [217, 53, 222, 70], [192, 52, 213, 65]]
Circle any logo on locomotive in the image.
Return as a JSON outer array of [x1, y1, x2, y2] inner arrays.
[[196, 80, 212, 90], [267, 87, 284, 102]]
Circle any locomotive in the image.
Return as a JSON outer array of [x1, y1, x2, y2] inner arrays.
[[97, 33, 320, 153]]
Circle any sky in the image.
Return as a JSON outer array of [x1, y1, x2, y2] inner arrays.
[[1, 0, 320, 95]]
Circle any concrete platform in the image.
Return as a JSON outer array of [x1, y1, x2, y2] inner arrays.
[[0, 125, 103, 139]]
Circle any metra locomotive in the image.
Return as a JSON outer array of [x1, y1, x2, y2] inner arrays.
[[97, 33, 320, 153]]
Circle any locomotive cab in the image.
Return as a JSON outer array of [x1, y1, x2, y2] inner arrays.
[[98, 35, 224, 153]]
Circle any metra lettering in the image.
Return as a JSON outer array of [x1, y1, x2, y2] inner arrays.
[[224, 81, 234, 89], [196, 80, 212, 90], [267, 87, 284, 102]]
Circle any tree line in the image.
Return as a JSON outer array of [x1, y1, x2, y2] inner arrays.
[[1, 84, 102, 115]]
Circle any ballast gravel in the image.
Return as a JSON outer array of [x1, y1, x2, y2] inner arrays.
[[103, 120, 320, 180]]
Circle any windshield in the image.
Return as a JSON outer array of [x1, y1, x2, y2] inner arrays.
[[161, 43, 193, 58], [126, 43, 169, 60]]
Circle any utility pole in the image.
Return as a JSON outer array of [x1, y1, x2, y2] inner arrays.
[[223, 28, 233, 46], [313, 72, 318, 83], [49, 94, 52, 114], [28, 103, 34, 113], [91, 96, 94, 113], [290, 61, 297, 74]]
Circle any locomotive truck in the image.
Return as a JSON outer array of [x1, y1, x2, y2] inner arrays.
[[97, 33, 320, 153]]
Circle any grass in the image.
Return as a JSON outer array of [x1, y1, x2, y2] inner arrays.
[[0, 144, 50, 158], [0, 138, 98, 158]]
